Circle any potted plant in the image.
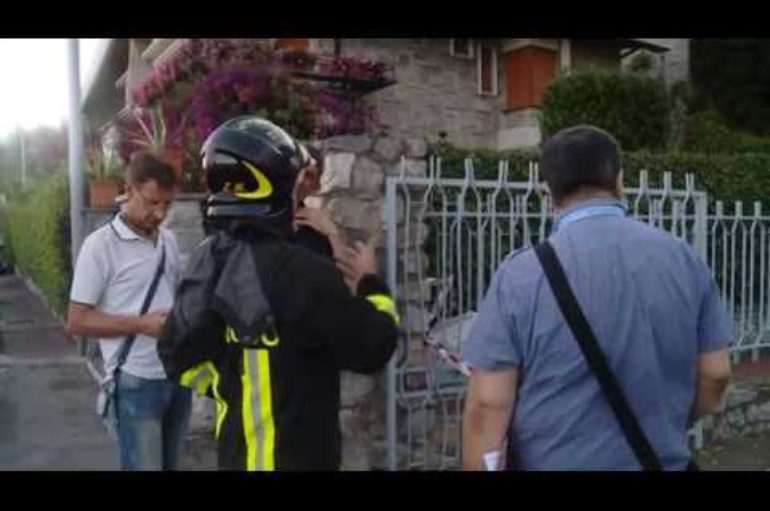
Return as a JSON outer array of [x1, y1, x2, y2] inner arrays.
[[118, 103, 189, 182], [86, 143, 124, 209]]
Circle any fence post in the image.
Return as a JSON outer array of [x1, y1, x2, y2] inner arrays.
[[385, 175, 399, 471]]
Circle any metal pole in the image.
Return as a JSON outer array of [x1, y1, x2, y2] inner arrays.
[[385, 176, 399, 471], [18, 128, 26, 189], [67, 39, 86, 268]]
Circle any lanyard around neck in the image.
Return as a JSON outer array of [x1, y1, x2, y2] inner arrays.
[[552, 203, 627, 233]]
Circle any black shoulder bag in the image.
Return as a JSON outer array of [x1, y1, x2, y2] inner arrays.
[[96, 244, 167, 432], [534, 240, 674, 471]]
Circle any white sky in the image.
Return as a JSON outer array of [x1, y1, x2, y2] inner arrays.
[[0, 38, 103, 140]]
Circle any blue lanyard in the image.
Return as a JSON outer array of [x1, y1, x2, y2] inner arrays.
[[552, 203, 628, 233]]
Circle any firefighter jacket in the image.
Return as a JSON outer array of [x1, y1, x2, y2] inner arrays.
[[158, 225, 399, 470]]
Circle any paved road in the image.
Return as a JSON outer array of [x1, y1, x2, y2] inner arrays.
[[0, 274, 216, 471], [0, 274, 116, 470]]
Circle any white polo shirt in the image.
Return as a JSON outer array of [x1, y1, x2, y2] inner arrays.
[[70, 214, 181, 380]]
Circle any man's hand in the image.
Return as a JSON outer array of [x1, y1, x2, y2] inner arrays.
[[139, 310, 169, 339], [334, 239, 379, 294], [294, 207, 340, 238], [66, 302, 168, 341]]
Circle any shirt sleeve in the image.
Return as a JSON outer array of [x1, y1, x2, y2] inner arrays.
[[69, 233, 110, 306], [698, 271, 733, 354], [461, 264, 522, 371]]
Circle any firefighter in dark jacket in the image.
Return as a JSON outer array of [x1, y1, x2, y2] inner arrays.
[[158, 116, 399, 471]]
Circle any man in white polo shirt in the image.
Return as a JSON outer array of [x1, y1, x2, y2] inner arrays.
[[66, 151, 191, 471]]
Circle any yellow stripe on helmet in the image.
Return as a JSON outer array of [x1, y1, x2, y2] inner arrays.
[[236, 161, 274, 199]]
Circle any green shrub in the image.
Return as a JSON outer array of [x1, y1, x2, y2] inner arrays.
[[681, 111, 770, 155], [737, 133, 770, 154], [623, 151, 770, 207], [540, 70, 670, 151], [682, 111, 742, 153], [431, 144, 770, 208], [691, 39, 770, 134], [429, 143, 539, 181], [2, 173, 71, 314]]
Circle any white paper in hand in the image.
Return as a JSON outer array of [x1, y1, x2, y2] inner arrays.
[[483, 450, 503, 471]]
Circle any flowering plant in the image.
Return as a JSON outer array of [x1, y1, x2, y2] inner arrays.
[[85, 135, 123, 180], [317, 56, 390, 82], [131, 39, 275, 107], [124, 39, 390, 186], [115, 103, 189, 163]]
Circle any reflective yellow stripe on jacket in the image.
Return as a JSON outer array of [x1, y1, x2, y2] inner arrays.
[[365, 293, 400, 325], [180, 361, 228, 439], [242, 349, 276, 471]]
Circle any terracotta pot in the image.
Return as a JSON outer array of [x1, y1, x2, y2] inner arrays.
[[163, 148, 185, 183], [279, 39, 309, 52], [89, 179, 123, 209]]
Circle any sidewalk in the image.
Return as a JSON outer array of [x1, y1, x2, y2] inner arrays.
[[0, 274, 216, 470], [0, 274, 116, 470]]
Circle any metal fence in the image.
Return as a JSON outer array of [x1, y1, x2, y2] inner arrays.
[[707, 200, 770, 363], [383, 157, 758, 470]]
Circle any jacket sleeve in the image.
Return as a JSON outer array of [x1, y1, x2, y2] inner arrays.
[[286, 253, 400, 374], [158, 240, 224, 397]]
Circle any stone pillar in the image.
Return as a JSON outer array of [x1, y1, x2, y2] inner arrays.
[[162, 194, 206, 270], [162, 194, 213, 435], [315, 133, 428, 470]]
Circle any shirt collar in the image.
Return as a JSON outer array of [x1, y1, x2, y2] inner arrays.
[[109, 213, 143, 242], [553, 198, 627, 232]]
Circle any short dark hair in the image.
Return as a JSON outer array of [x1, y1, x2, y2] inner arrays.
[[126, 151, 177, 190], [539, 125, 622, 203]]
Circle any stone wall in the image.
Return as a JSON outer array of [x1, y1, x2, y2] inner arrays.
[[331, 39, 503, 150], [161, 195, 206, 270], [159, 196, 212, 434], [701, 377, 770, 443], [314, 133, 428, 469]]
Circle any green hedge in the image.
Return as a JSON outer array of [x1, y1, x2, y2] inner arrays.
[[540, 70, 670, 151], [623, 151, 770, 207], [691, 39, 770, 134], [431, 144, 770, 208], [2, 173, 71, 314], [429, 144, 539, 181], [682, 111, 770, 154]]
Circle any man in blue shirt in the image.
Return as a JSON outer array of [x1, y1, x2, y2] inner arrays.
[[461, 125, 732, 471]]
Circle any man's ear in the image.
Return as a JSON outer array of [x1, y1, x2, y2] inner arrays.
[[616, 170, 625, 198], [542, 181, 557, 208]]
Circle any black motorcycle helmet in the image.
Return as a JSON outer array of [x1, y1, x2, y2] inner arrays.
[[201, 116, 311, 220]]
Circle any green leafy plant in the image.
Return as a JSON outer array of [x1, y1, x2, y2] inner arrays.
[[1, 173, 71, 314], [86, 140, 123, 180], [118, 104, 189, 158], [691, 39, 770, 134], [433, 143, 770, 207], [540, 70, 671, 151]]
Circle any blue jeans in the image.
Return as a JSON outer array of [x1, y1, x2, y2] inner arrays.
[[115, 370, 192, 471]]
